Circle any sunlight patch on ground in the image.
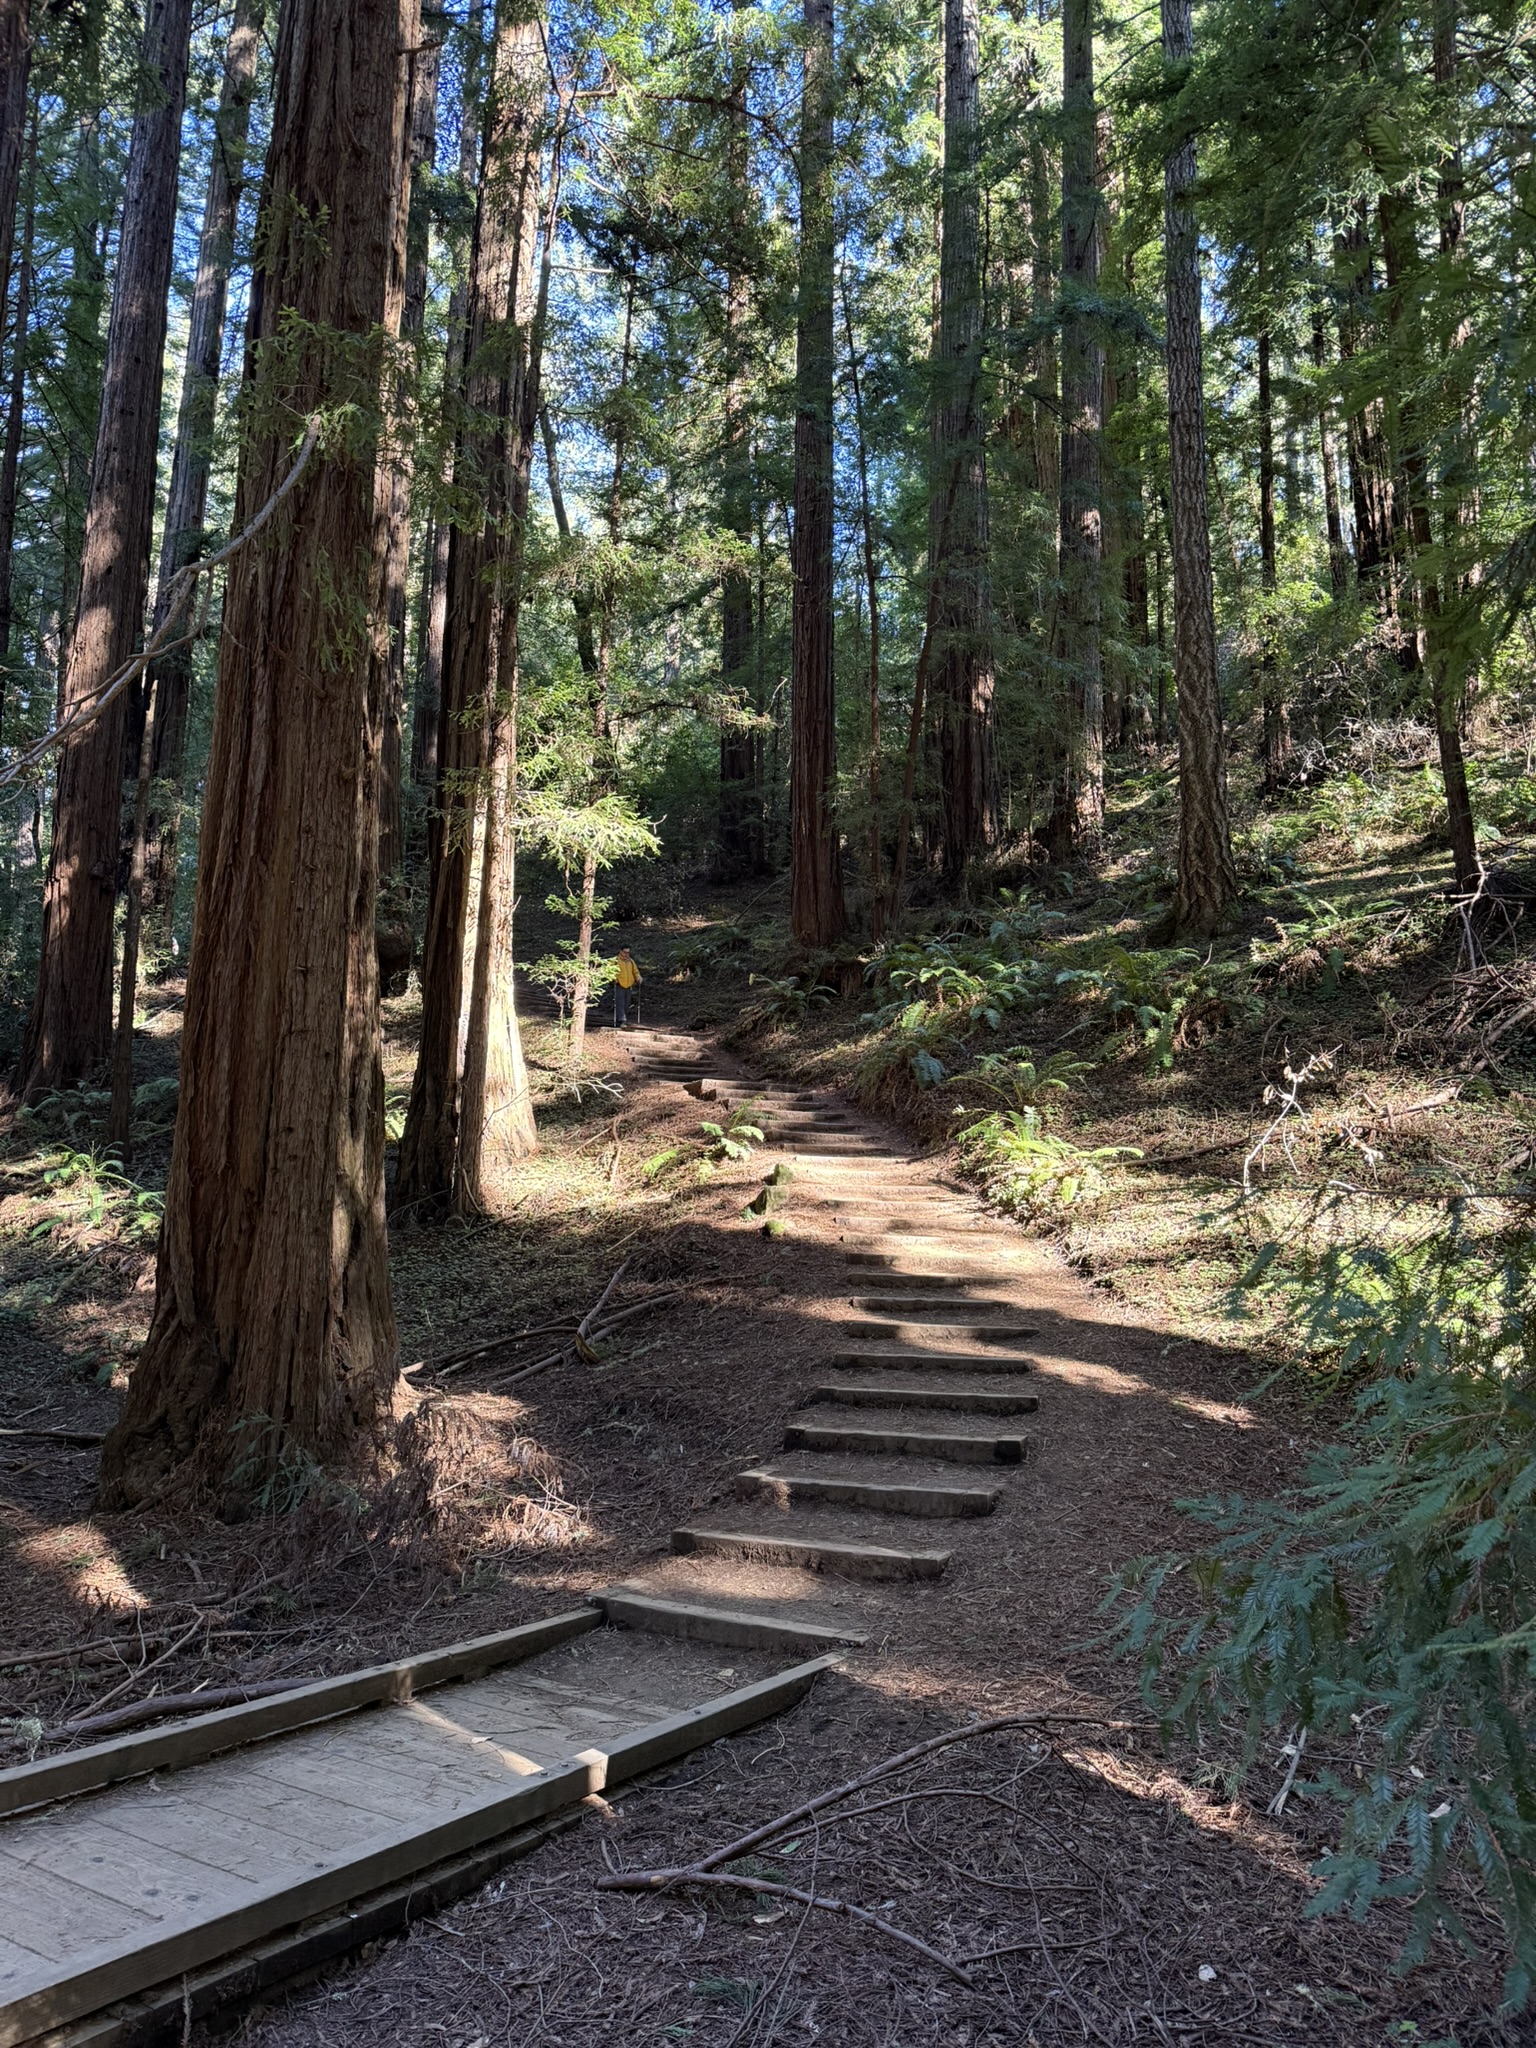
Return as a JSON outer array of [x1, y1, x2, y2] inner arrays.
[[17, 1519, 149, 1611]]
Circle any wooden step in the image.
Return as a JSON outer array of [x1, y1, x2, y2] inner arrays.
[[805, 1381, 1040, 1416], [832, 1346, 1037, 1374], [843, 1269, 971, 1290], [593, 1590, 867, 1652], [672, 1527, 949, 1581], [782, 1422, 1028, 1465], [735, 1469, 999, 1519], [842, 1315, 1040, 1342]]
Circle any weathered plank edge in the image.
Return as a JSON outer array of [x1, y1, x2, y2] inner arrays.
[[0, 1608, 602, 1820], [0, 1759, 597, 2048], [578, 1650, 843, 1788], [593, 1589, 867, 1651], [27, 1811, 582, 2048]]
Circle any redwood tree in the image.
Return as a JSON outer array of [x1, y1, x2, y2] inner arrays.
[[100, 0, 420, 1506], [789, 0, 844, 947], [145, 0, 267, 918], [1047, 0, 1105, 854], [930, 0, 996, 879], [1162, 0, 1237, 935], [16, 0, 193, 1098]]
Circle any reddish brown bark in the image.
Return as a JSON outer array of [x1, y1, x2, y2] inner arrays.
[[1257, 328, 1289, 788], [99, 0, 419, 1506], [145, 0, 266, 918], [396, 0, 544, 1214], [789, 0, 844, 948], [0, 107, 35, 723], [0, 0, 30, 344], [1161, 0, 1237, 935], [17, 0, 193, 1099]]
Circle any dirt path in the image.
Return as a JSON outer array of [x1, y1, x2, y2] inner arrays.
[[217, 1015, 1515, 2048]]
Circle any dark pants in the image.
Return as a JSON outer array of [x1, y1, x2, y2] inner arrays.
[[614, 982, 631, 1026]]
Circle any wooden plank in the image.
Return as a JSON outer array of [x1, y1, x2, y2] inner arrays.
[[86, 1786, 348, 1887], [594, 1591, 867, 1652], [0, 1608, 602, 1819], [0, 1813, 227, 1926], [0, 1845, 157, 1964], [0, 1758, 596, 2047], [587, 1653, 843, 1786]]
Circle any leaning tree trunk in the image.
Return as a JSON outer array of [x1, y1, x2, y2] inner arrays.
[[99, 0, 419, 1508], [16, 0, 193, 1100], [789, 0, 844, 948], [1161, 0, 1236, 936], [144, 0, 266, 922], [1047, 0, 1104, 856], [396, 0, 543, 1216], [929, 0, 995, 881]]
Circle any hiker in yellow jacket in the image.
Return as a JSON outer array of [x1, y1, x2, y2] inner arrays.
[[613, 944, 642, 1029]]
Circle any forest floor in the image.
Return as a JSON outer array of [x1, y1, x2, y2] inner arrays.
[[2, 744, 1532, 2044]]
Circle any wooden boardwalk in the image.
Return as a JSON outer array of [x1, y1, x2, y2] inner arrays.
[[0, 1600, 845, 2048]]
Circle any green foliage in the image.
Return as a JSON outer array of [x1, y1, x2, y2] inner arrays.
[[953, 1105, 1140, 1216], [739, 974, 834, 1030], [875, 932, 1048, 1033], [643, 1099, 764, 1180], [953, 1047, 1092, 1114], [854, 1000, 964, 1092], [1110, 1206, 1536, 2004], [1054, 946, 1253, 1068], [31, 1149, 163, 1240], [669, 919, 753, 981]]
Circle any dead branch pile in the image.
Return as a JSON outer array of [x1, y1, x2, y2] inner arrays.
[[1395, 961, 1536, 1073]]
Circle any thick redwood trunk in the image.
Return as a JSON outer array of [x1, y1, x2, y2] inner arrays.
[[0, 0, 30, 356], [1047, 0, 1103, 855], [789, 0, 844, 947], [929, 0, 995, 878], [145, 0, 266, 919], [396, 0, 543, 1214], [0, 109, 35, 727], [717, 52, 759, 880], [99, 0, 418, 1507], [1161, 0, 1236, 935], [17, 0, 193, 1099]]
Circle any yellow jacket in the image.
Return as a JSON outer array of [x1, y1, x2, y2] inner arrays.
[[615, 955, 642, 989]]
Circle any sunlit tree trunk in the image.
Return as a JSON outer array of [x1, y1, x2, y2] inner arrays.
[[1046, 0, 1103, 855], [397, 0, 543, 1214], [930, 0, 995, 879], [717, 38, 759, 881], [144, 0, 266, 922], [1310, 300, 1352, 599], [377, 38, 439, 879], [100, 0, 419, 1507], [17, 0, 193, 1100], [1161, 0, 1236, 935], [789, 0, 844, 947]]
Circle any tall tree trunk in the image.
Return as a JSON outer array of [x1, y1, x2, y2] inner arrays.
[[1257, 326, 1288, 787], [716, 42, 758, 880], [843, 272, 883, 933], [145, 0, 266, 921], [0, 0, 29, 322], [1047, 0, 1103, 854], [1118, 253, 1151, 741], [0, 108, 36, 731], [411, 4, 483, 794], [1161, 0, 1236, 935], [789, 0, 844, 946], [17, 0, 193, 1100], [377, 37, 439, 879], [1310, 299, 1352, 598], [1028, 133, 1058, 509], [929, 0, 995, 879], [396, 0, 543, 1216], [100, 0, 419, 1507], [57, 41, 109, 686]]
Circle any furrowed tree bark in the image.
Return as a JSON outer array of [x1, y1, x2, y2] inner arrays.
[[843, 270, 883, 933], [397, 0, 543, 1216], [0, 0, 30, 404], [717, 37, 759, 881], [377, 34, 439, 879], [789, 0, 844, 947], [0, 108, 36, 737], [1046, 0, 1103, 856], [99, 0, 420, 1507], [1161, 0, 1236, 935], [1256, 326, 1288, 787], [144, 0, 266, 923], [929, 0, 995, 879], [17, 0, 193, 1100]]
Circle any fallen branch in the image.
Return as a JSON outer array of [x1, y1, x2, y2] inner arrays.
[[0, 1425, 106, 1446], [417, 1321, 579, 1379], [485, 1289, 681, 1389], [42, 1677, 312, 1743], [600, 1709, 1147, 1894], [575, 1258, 631, 1360], [641, 1870, 976, 1988], [0, 418, 322, 795]]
